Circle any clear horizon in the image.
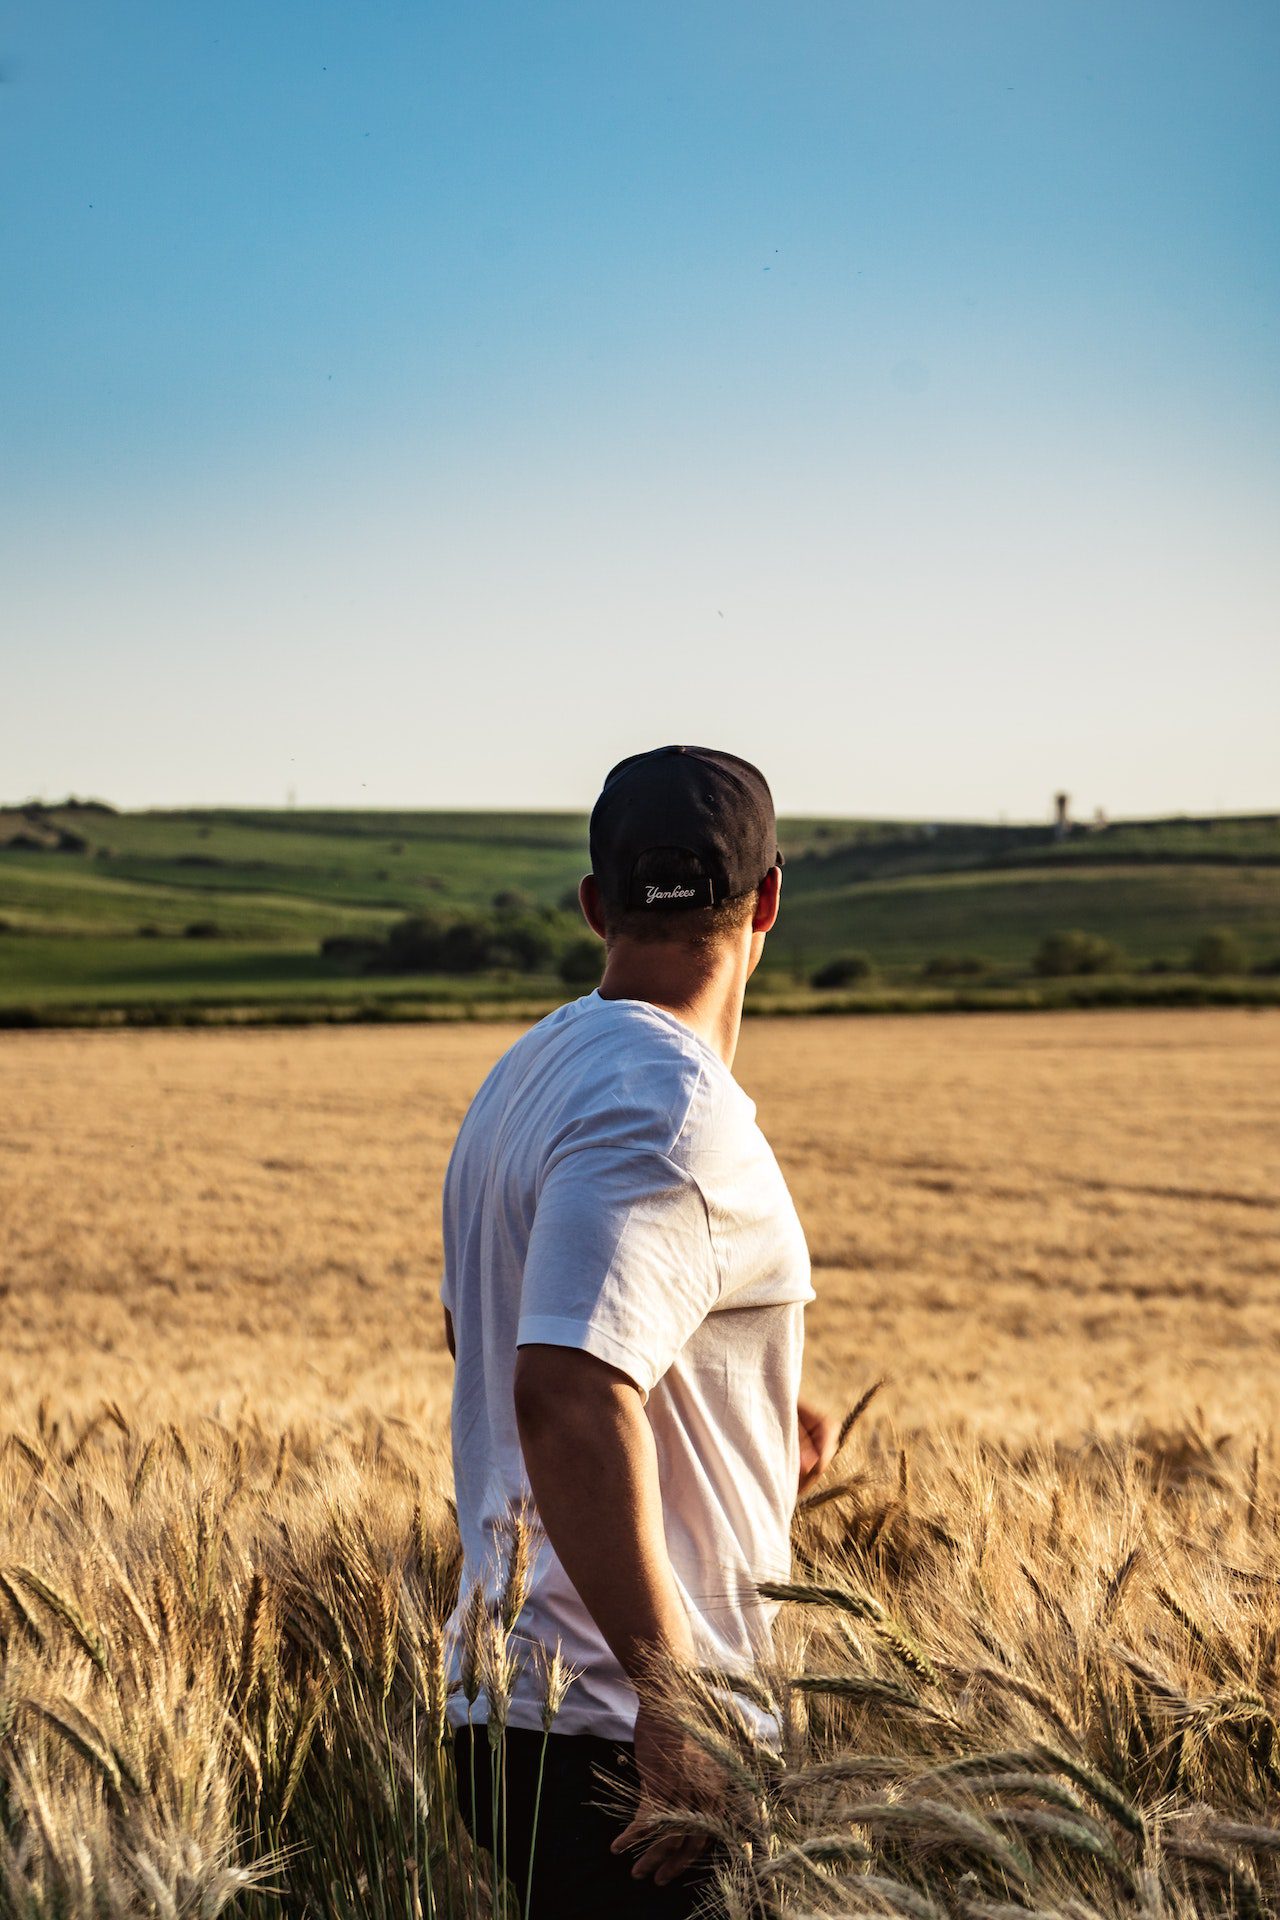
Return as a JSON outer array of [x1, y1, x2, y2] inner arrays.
[[8, 791, 1277, 834], [3, 2, 1277, 821]]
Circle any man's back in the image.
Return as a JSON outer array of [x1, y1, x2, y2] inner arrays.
[[442, 987, 814, 1739]]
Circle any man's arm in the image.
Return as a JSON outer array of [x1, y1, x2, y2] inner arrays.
[[513, 1343, 709, 1885], [513, 1343, 692, 1678]]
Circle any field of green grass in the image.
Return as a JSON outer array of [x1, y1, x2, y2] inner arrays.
[[0, 937, 567, 1011], [763, 862, 1280, 976], [2, 798, 1279, 1022]]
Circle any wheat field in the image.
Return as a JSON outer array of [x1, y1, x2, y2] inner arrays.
[[4, 1009, 1277, 1434], [2, 1009, 1279, 1917]]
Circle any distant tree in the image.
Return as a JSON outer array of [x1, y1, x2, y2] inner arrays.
[[559, 938, 603, 986], [438, 917, 498, 974], [492, 888, 534, 912], [1033, 930, 1123, 977], [351, 907, 584, 978], [487, 913, 557, 972], [183, 921, 221, 939], [1190, 927, 1247, 977], [922, 953, 988, 979], [320, 933, 383, 965], [136, 924, 163, 939], [384, 913, 451, 971], [811, 952, 875, 989]]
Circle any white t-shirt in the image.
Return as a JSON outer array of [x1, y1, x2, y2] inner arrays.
[[441, 989, 814, 1740]]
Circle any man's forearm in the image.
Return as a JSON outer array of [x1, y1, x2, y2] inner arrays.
[[514, 1345, 694, 1683]]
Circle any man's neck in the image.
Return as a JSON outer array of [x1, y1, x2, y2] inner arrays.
[[595, 935, 752, 1069]]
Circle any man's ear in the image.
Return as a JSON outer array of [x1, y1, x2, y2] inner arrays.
[[578, 874, 608, 940], [752, 866, 782, 934]]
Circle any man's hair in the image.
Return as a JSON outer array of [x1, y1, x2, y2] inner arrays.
[[598, 848, 759, 948]]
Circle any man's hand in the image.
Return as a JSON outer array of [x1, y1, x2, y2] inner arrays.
[[611, 1701, 720, 1884], [797, 1398, 840, 1495]]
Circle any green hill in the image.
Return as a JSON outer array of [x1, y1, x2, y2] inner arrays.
[[2, 799, 1279, 1022]]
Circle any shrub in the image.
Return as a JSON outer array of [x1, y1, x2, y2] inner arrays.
[[383, 913, 452, 971], [355, 908, 578, 977], [811, 952, 875, 989], [438, 917, 499, 973], [921, 953, 987, 980], [320, 934, 384, 965], [1190, 927, 1246, 977], [376, 911, 553, 976], [559, 938, 603, 986], [182, 920, 221, 939], [136, 924, 163, 939], [488, 912, 557, 973], [1252, 955, 1280, 978], [1033, 930, 1123, 977]]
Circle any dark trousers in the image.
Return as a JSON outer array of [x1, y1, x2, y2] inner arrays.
[[452, 1724, 718, 1919]]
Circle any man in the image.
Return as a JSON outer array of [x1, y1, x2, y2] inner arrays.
[[441, 745, 836, 1917]]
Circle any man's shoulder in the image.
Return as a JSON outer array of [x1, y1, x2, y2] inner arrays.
[[590, 1005, 753, 1169], [571, 998, 723, 1143], [516, 996, 736, 1154]]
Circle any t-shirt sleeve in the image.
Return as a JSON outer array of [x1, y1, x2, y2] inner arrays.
[[517, 1145, 721, 1393]]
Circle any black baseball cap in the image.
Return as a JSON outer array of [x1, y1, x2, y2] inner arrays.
[[589, 745, 783, 911]]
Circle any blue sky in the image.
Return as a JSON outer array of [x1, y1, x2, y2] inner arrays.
[[3, 1, 1277, 818]]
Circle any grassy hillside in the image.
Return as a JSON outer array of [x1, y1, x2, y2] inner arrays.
[[0, 803, 589, 929], [2, 798, 1279, 1020], [762, 862, 1280, 977]]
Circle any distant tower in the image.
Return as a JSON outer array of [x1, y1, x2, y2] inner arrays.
[[1053, 792, 1070, 840]]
